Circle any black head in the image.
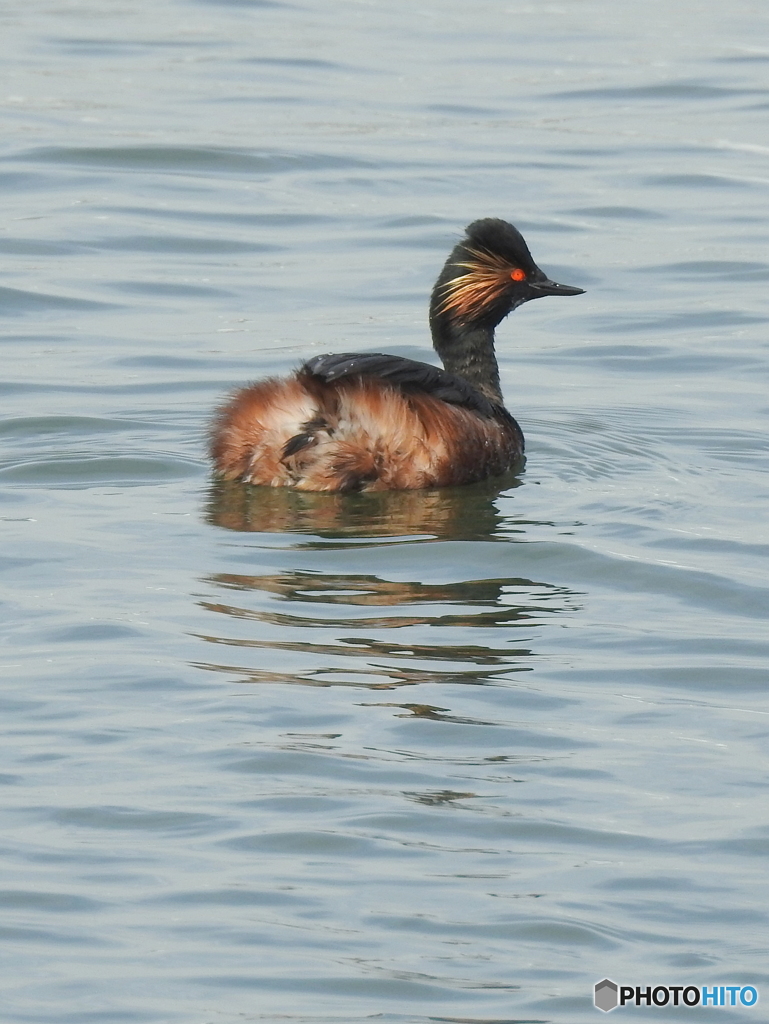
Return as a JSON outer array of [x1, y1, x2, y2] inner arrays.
[[430, 218, 584, 329]]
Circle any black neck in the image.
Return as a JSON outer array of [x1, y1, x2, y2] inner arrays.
[[429, 316, 503, 405]]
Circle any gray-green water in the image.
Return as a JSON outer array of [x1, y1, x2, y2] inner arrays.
[[2, 1, 768, 1021]]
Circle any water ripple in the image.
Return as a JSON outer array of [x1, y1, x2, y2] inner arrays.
[[12, 145, 375, 175]]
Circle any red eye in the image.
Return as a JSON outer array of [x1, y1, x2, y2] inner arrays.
[[511, 268, 526, 282]]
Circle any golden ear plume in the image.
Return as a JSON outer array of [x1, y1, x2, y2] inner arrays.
[[437, 246, 514, 320]]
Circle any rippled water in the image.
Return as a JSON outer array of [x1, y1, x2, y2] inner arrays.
[[2, 1, 769, 1021]]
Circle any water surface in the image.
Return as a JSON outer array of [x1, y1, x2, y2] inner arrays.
[[1, 1, 768, 1021]]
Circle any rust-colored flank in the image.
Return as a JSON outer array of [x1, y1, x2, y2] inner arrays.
[[210, 373, 521, 492]]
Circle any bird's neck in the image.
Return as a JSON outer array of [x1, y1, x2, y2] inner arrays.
[[430, 319, 503, 405]]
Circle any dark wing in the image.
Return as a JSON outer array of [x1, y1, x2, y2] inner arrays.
[[302, 352, 497, 418]]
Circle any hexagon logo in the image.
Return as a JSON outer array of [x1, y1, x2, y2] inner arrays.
[[595, 978, 619, 1012]]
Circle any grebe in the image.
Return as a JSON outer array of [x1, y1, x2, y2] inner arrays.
[[210, 218, 584, 491]]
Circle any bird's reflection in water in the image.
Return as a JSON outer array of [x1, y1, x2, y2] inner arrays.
[[198, 475, 579, 691], [205, 471, 523, 541]]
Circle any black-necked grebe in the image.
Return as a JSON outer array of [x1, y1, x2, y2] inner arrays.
[[210, 218, 584, 491]]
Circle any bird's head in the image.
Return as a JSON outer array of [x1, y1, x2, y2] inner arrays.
[[430, 218, 584, 330]]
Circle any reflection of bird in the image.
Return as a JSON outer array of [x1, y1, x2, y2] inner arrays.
[[210, 219, 583, 491], [205, 473, 517, 539]]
